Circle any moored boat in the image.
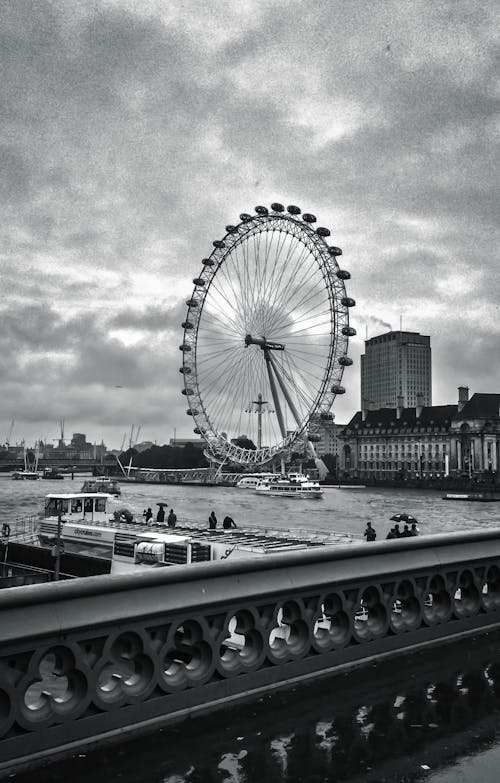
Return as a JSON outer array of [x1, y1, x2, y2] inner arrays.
[[443, 492, 500, 502], [35, 491, 355, 575]]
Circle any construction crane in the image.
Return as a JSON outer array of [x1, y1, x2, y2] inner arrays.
[[4, 420, 14, 448]]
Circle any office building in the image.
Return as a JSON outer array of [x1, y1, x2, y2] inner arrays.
[[361, 330, 431, 411]]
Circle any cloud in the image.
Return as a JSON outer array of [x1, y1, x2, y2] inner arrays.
[[1, 0, 499, 447]]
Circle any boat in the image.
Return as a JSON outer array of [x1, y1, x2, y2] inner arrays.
[[35, 491, 356, 575], [42, 467, 65, 480], [236, 473, 276, 489], [331, 484, 367, 489], [11, 470, 40, 480], [80, 477, 121, 496], [442, 492, 500, 502], [255, 473, 323, 498]]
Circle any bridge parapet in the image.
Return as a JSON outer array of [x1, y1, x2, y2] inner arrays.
[[1, 529, 500, 774]]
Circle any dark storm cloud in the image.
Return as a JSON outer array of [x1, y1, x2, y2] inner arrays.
[[1, 0, 499, 445]]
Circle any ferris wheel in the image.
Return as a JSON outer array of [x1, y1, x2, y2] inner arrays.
[[179, 203, 356, 466]]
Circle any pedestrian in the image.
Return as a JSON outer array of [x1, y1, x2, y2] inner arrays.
[[208, 511, 218, 529], [143, 507, 153, 525], [394, 523, 401, 538], [386, 526, 397, 540], [223, 515, 237, 529], [364, 522, 376, 542], [167, 508, 177, 528], [410, 523, 419, 536], [156, 506, 165, 524], [401, 524, 412, 537]]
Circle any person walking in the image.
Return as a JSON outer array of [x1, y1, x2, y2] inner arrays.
[[143, 507, 153, 525], [364, 522, 376, 542], [167, 508, 177, 528], [156, 506, 165, 525]]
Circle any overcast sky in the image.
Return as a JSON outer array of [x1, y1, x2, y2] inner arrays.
[[1, 0, 499, 450]]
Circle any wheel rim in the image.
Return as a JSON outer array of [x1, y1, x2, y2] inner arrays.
[[180, 207, 354, 465]]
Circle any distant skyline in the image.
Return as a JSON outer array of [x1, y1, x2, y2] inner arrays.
[[1, 1, 499, 450]]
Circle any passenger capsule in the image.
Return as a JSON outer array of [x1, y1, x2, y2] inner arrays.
[[320, 412, 333, 420], [179, 344, 191, 352], [202, 258, 214, 266], [328, 246, 342, 256], [193, 427, 201, 435], [316, 226, 331, 237], [193, 278, 205, 287], [302, 213, 316, 223], [181, 388, 194, 395], [181, 321, 194, 330], [213, 240, 225, 248], [331, 384, 346, 394], [225, 225, 237, 233], [239, 213, 252, 222], [179, 366, 192, 374], [270, 202, 285, 212], [255, 205, 268, 215], [338, 356, 353, 366], [336, 269, 351, 280], [308, 434, 321, 442], [186, 299, 199, 308], [287, 205, 301, 215], [186, 409, 199, 416], [341, 297, 356, 307], [342, 326, 357, 337]]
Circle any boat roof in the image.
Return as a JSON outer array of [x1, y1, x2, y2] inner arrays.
[[45, 492, 113, 499]]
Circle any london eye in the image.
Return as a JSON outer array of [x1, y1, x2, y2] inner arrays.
[[179, 203, 355, 466]]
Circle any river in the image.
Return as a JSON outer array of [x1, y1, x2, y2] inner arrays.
[[1, 475, 499, 539]]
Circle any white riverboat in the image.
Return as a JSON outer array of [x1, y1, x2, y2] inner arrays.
[[236, 473, 275, 489], [255, 473, 323, 499], [37, 491, 353, 575], [80, 477, 121, 496]]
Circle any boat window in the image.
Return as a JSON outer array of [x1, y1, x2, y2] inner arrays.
[[84, 498, 94, 513], [45, 498, 58, 513], [95, 498, 106, 512], [54, 499, 68, 513], [71, 499, 83, 513]]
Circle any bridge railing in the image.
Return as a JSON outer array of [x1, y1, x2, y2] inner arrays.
[[1, 528, 500, 774]]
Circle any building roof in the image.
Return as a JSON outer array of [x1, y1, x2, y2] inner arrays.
[[455, 393, 500, 420], [344, 404, 458, 432]]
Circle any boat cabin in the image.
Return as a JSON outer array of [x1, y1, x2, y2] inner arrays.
[[44, 492, 112, 523]]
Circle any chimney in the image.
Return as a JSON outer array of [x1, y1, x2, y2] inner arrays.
[[361, 398, 368, 421], [396, 395, 404, 420], [458, 386, 469, 413], [416, 392, 424, 419]]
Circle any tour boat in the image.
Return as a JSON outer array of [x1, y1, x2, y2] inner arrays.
[[236, 473, 276, 489], [254, 473, 323, 498], [80, 477, 121, 496], [35, 491, 353, 576]]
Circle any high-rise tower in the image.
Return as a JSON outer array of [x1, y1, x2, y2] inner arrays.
[[361, 330, 432, 411]]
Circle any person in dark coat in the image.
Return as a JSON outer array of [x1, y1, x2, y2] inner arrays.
[[386, 526, 397, 540], [208, 511, 218, 529], [364, 522, 376, 542], [410, 523, 419, 536], [143, 507, 153, 525], [156, 506, 165, 524], [167, 508, 177, 528], [401, 524, 412, 537], [223, 516, 237, 529]]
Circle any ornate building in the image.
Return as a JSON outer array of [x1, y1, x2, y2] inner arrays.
[[340, 387, 500, 481]]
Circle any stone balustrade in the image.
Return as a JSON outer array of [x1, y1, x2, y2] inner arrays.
[[1, 528, 500, 775]]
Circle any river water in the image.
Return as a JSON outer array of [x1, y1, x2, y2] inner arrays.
[[1, 474, 499, 539], [3, 475, 500, 782]]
